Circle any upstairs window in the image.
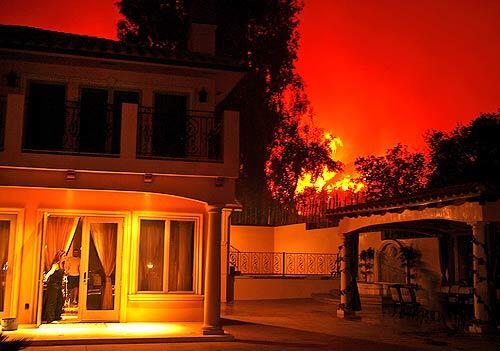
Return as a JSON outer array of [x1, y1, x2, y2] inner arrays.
[[24, 82, 66, 151], [79, 88, 110, 154], [153, 94, 188, 157]]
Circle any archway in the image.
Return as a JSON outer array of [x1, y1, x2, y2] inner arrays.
[[377, 240, 406, 284]]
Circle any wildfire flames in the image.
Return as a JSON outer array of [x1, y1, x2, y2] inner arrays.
[[295, 133, 364, 196]]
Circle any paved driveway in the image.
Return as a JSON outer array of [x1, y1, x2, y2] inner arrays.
[[25, 298, 499, 351]]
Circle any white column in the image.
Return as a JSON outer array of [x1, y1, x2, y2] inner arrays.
[[4, 94, 25, 156], [120, 103, 138, 160], [202, 205, 224, 335], [337, 234, 355, 318], [469, 221, 493, 333], [220, 208, 232, 303]]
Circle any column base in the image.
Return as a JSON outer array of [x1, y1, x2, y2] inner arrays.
[[336, 308, 359, 319], [468, 323, 496, 334], [202, 325, 225, 335]]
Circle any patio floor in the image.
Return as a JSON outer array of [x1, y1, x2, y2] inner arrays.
[[3, 322, 233, 345], [7, 298, 500, 350]]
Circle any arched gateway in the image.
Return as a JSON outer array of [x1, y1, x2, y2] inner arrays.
[[378, 241, 406, 284]]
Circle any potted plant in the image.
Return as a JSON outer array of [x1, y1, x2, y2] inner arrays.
[[359, 247, 375, 283], [398, 245, 422, 285]]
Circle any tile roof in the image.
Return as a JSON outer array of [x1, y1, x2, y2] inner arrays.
[[0, 24, 245, 71], [327, 183, 500, 219]]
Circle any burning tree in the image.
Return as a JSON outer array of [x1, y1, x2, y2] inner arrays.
[[265, 118, 343, 206], [265, 80, 365, 214]]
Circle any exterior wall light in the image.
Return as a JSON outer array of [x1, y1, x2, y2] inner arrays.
[[215, 177, 224, 187], [66, 170, 77, 181], [144, 173, 154, 183], [198, 87, 208, 103]]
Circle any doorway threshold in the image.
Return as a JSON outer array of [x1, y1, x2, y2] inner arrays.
[[3, 322, 233, 346]]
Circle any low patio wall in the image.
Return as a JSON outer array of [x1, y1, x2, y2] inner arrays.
[[233, 276, 339, 300], [230, 223, 341, 253]]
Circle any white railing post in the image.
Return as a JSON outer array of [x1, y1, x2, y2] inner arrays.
[[120, 103, 138, 160]]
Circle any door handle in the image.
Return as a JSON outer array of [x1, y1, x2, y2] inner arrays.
[[83, 272, 87, 283]]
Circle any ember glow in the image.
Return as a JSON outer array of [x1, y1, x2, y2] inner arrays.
[[295, 133, 364, 197]]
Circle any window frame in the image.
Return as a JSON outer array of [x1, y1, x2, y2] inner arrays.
[[132, 212, 202, 298], [0, 209, 24, 320]]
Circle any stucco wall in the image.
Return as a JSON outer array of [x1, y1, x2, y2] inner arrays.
[[234, 276, 339, 300], [231, 224, 341, 254], [230, 225, 275, 252], [358, 231, 441, 285], [274, 224, 341, 253], [0, 186, 209, 324]]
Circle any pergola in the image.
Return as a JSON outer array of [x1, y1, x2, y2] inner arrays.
[[327, 183, 500, 333]]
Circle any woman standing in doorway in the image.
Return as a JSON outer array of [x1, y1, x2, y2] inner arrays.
[[44, 251, 65, 323]]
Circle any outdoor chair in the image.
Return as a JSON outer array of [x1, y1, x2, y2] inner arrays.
[[399, 286, 419, 318], [388, 285, 403, 316], [441, 284, 474, 331], [414, 287, 442, 326]]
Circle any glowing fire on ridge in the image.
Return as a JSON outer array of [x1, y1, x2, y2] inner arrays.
[[295, 133, 364, 196]]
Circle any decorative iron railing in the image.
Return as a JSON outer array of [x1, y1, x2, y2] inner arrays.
[[0, 95, 6, 151], [137, 107, 223, 161], [229, 250, 340, 277], [23, 100, 119, 155]]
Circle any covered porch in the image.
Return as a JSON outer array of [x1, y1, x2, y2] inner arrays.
[[328, 184, 500, 333]]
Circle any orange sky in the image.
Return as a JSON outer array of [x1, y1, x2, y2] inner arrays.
[[1, 0, 499, 163]]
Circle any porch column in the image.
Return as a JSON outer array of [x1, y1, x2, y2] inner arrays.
[[469, 221, 494, 333], [220, 208, 232, 302], [337, 233, 355, 318], [202, 205, 224, 335]]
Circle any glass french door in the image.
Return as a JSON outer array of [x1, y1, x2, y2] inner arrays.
[[0, 215, 16, 319], [79, 217, 123, 321]]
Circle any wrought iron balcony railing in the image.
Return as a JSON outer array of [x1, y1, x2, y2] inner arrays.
[[23, 100, 120, 156], [229, 249, 340, 277], [0, 95, 6, 151], [137, 107, 223, 161]]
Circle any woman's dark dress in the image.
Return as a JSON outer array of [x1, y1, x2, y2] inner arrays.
[[44, 268, 64, 323]]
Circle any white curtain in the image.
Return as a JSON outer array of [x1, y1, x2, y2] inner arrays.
[[0, 221, 10, 312], [138, 220, 165, 292], [169, 221, 194, 292], [44, 216, 79, 271], [90, 223, 117, 310]]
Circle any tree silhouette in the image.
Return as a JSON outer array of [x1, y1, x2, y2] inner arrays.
[[426, 112, 500, 188], [355, 112, 500, 202], [354, 144, 429, 201], [116, 0, 309, 206], [117, 0, 189, 51]]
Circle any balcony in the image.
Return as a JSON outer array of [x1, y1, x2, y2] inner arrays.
[[22, 100, 120, 156], [20, 100, 224, 163], [137, 107, 223, 162], [0, 93, 239, 180]]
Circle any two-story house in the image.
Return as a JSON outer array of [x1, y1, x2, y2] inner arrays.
[[0, 13, 244, 336]]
